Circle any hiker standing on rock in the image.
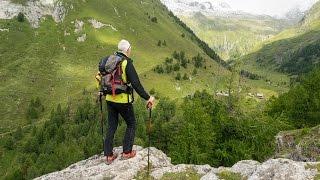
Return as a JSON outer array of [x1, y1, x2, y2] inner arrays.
[[96, 39, 155, 165]]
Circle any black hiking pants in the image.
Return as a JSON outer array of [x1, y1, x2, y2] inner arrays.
[[104, 101, 136, 156]]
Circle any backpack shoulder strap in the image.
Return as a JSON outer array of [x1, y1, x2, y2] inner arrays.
[[98, 56, 110, 74]]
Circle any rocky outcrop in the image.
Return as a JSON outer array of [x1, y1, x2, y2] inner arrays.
[[249, 159, 317, 180], [74, 19, 84, 33], [88, 19, 106, 29], [88, 19, 118, 31], [0, 0, 66, 28], [0, 28, 9, 32], [77, 33, 86, 42], [276, 126, 320, 162], [35, 146, 320, 180]]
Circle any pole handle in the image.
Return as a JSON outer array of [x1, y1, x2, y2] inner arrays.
[[146, 102, 153, 110]]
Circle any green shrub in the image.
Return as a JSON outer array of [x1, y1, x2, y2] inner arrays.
[[175, 73, 181, 80], [149, 88, 156, 95], [162, 169, 200, 180], [193, 54, 205, 68], [154, 65, 164, 74], [151, 17, 158, 23], [165, 57, 173, 64], [218, 171, 246, 180], [173, 63, 180, 71], [183, 73, 188, 80], [26, 97, 45, 122], [165, 64, 173, 74], [192, 69, 198, 75], [3, 136, 15, 150], [162, 40, 167, 46], [17, 12, 25, 22]]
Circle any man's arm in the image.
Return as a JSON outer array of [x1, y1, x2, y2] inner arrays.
[[126, 60, 150, 100]]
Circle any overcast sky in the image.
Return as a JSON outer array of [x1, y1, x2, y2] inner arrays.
[[225, 0, 319, 17]]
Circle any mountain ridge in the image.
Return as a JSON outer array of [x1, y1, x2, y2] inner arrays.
[[160, 0, 302, 60], [160, 0, 309, 20]]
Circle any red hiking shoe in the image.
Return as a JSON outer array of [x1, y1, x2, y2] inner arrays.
[[121, 150, 137, 160], [106, 154, 118, 165]]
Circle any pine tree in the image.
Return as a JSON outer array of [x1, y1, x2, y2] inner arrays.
[[151, 17, 158, 23], [175, 73, 181, 81], [181, 58, 188, 68], [3, 136, 15, 150], [162, 40, 167, 46], [149, 88, 156, 95], [173, 63, 180, 71], [192, 69, 198, 76], [173, 51, 179, 59], [14, 126, 23, 140], [183, 73, 188, 80], [193, 54, 204, 68], [168, 98, 215, 165]]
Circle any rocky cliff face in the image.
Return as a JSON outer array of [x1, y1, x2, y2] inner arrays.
[[35, 146, 320, 180], [275, 126, 320, 162], [0, 0, 66, 28]]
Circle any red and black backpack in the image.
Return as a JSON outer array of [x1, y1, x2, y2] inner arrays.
[[98, 54, 131, 97]]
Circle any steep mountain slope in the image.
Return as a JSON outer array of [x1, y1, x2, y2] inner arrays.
[[0, 0, 229, 134], [242, 1, 320, 76], [180, 13, 290, 60]]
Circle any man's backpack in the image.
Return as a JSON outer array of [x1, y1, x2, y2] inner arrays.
[[98, 55, 131, 96]]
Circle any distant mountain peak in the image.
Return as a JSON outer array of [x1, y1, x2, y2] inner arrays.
[[160, 0, 234, 17], [161, 0, 314, 21], [284, 6, 306, 21]]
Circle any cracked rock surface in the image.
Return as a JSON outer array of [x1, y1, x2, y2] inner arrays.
[[35, 146, 320, 180]]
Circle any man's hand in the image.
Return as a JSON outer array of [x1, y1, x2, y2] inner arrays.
[[147, 96, 155, 109]]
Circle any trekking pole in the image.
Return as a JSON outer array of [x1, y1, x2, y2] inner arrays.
[[147, 103, 152, 177], [99, 93, 104, 150]]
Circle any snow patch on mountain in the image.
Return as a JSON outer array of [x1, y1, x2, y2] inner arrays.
[[160, 0, 237, 17], [160, 0, 310, 20]]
